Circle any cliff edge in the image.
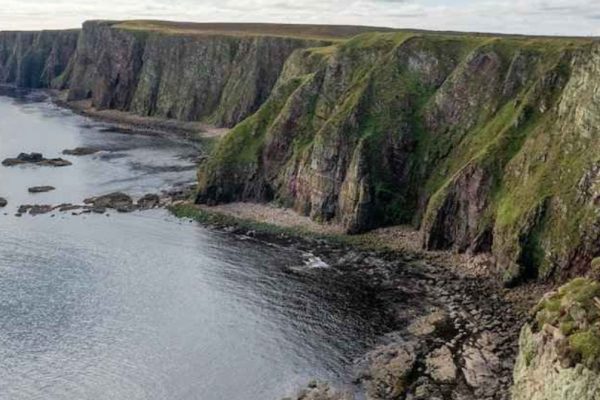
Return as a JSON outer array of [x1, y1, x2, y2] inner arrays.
[[512, 274, 600, 399]]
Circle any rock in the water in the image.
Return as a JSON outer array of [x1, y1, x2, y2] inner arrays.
[[84, 192, 134, 211], [137, 193, 160, 209], [0, 197, 6, 207], [16, 152, 43, 163], [425, 345, 457, 383], [28, 186, 56, 193], [42, 158, 72, 167], [62, 147, 99, 156], [2, 152, 72, 167], [57, 204, 81, 212], [18, 204, 53, 215]]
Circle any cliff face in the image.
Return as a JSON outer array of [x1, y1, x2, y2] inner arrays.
[[512, 278, 600, 400], [0, 30, 78, 88], [61, 21, 327, 127], [197, 33, 600, 284], [1, 21, 598, 284]]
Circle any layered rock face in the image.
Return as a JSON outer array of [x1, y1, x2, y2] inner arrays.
[[1, 21, 330, 127], [0, 29, 78, 88], [197, 33, 600, 284], [60, 21, 327, 127], [512, 278, 600, 400]]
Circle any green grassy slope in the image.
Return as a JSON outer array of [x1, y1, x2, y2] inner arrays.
[[197, 30, 599, 285]]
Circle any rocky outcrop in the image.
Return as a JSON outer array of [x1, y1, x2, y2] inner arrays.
[[512, 278, 600, 400], [0, 29, 78, 88]]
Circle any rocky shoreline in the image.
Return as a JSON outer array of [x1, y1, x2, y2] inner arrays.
[[52, 93, 228, 140], [2, 173, 529, 399], [0, 87, 541, 400], [169, 202, 531, 400]]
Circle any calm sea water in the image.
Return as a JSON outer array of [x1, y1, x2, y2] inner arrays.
[[0, 90, 390, 400]]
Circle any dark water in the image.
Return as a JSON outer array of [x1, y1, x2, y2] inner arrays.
[[0, 91, 390, 400]]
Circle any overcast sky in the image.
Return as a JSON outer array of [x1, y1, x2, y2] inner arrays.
[[1, 0, 599, 36]]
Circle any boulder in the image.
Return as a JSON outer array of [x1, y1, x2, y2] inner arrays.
[[425, 345, 457, 383], [0, 197, 6, 207], [360, 343, 416, 400]]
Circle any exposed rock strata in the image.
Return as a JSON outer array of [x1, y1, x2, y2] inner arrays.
[[58, 21, 328, 127], [197, 34, 600, 284], [0, 29, 78, 87], [1, 21, 599, 283]]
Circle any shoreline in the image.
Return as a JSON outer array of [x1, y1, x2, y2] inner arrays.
[[2, 86, 548, 399], [51, 90, 229, 140], [169, 201, 548, 400]]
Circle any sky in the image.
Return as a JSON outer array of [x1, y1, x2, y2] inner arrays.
[[1, 0, 599, 36]]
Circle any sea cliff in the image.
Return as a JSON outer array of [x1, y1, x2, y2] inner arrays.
[[2, 20, 600, 399], [1, 19, 598, 287]]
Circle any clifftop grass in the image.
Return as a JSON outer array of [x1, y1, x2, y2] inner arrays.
[[534, 278, 600, 369], [112, 20, 395, 41]]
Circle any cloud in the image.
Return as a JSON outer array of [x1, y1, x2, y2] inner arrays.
[[0, 0, 598, 36]]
